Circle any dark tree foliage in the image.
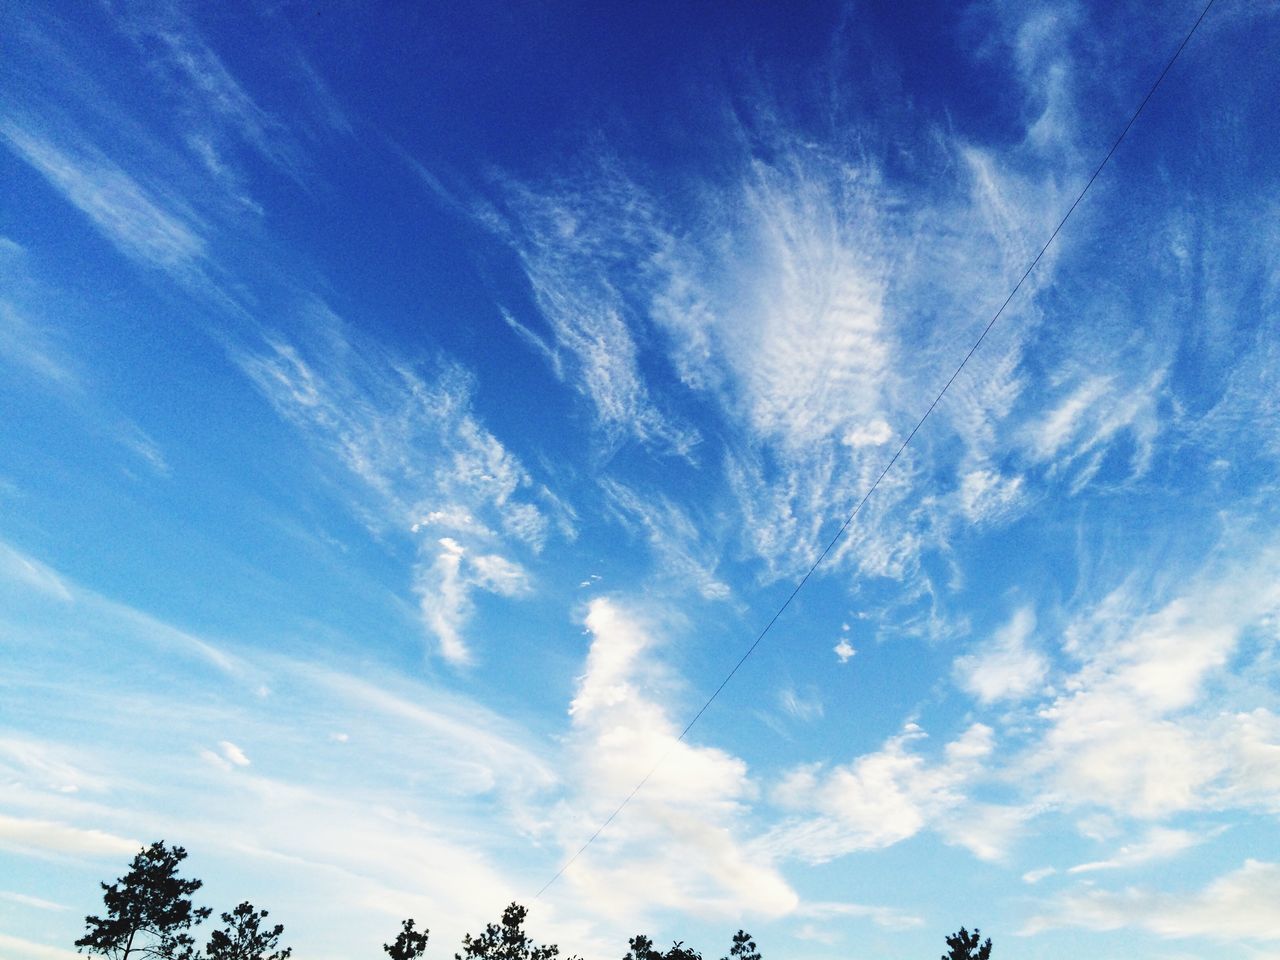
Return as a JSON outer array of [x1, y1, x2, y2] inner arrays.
[[75, 841, 212, 960], [205, 902, 291, 960], [720, 931, 760, 960], [625, 929, 760, 960], [942, 927, 992, 960], [455, 902, 579, 960], [623, 936, 700, 960], [385, 919, 430, 960]]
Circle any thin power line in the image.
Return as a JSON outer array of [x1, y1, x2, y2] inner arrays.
[[534, 0, 1219, 901]]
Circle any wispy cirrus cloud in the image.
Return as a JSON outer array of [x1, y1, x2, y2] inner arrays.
[[600, 479, 730, 601], [0, 814, 139, 860], [0, 892, 67, 912], [484, 175, 701, 460], [1066, 826, 1209, 875], [1024, 859, 1280, 941], [471, 31, 1083, 610], [0, 541, 242, 676], [0, 544, 828, 958], [235, 301, 558, 662], [0, 119, 206, 273], [793, 899, 923, 932], [0, 934, 84, 960], [105, 0, 327, 192], [0, 544, 573, 953], [0, 294, 169, 475], [0, 300, 78, 389]]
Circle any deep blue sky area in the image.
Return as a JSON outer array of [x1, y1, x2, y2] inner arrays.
[[2, 2, 1279, 960]]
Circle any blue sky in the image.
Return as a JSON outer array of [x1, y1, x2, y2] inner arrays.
[[2, 1, 1278, 958]]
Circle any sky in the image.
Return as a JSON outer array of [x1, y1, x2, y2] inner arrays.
[[1, 1, 1278, 958]]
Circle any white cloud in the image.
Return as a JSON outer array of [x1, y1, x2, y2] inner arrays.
[[0, 540, 242, 676], [601, 479, 730, 601], [699, 151, 891, 449], [0, 241, 171, 474], [1067, 826, 1206, 875], [778, 687, 823, 723], [765, 722, 995, 861], [416, 537, 476, 664], [199, 748, 234, 773], [842, 419, 893, 448], [795, 899, 924, 931], [0, 551, 585, 954], [0, 302, 79, 388], [1025, 860, 1280, 941], [487, 176, 700, 458], [0, 891, 67, 911], [238, 309, 548, 547], [1214, 708, 1280, 812], [957, 467, 1025, 524], [415, 536, 531, 664], [560, 598, 797, 920], [0, 543, 74, 602], [110, 3, 309, 190], [833, 639, 856, 663], [939, 801, 1036, 863], [0, 120, 205, 271], [294, 661, 557, 802], [463, 48, 1095, 610], [237, 308, 550, 662], [954, 605, 1047, 704], [1032, 375, 1112, 461], [1022, 548, 1280, 819], [0, 935, 83, 960], [1025, 368, 1168, 490], [0, 814, 138, 858], [218, 740, 251, 767]]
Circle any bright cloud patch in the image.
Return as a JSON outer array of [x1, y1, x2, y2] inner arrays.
[[954, 606, 1047, 704], [563, 598, 798, 919], [1023, 548, 1280, 819], [766, 722, 995, 861]]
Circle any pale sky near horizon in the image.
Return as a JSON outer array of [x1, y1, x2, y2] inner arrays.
[[2, 1, 1279, 958]]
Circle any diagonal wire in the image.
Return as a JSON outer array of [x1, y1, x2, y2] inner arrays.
[[534, 0, 1219, 901]]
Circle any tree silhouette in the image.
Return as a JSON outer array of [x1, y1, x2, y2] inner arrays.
[[75, 841, 212, 960], [625, 929, 760, 960], [204, 901, 291, 960], [719, 931, 760, 960], [942, 927, 992, 960], [623, 936, 701, 960], [455, 903, 578, 960], [385, 919, 430, 960]]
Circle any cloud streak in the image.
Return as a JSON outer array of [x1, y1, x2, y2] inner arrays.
[[0, 119, 206, 272], [1026, 860, 1280, 941], [235, 303, 555, 662]]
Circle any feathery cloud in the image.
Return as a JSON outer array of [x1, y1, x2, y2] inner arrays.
[[1025, 860, 1280, 941], [236, 304, 552, 661], [0, 120, 205, 272]]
